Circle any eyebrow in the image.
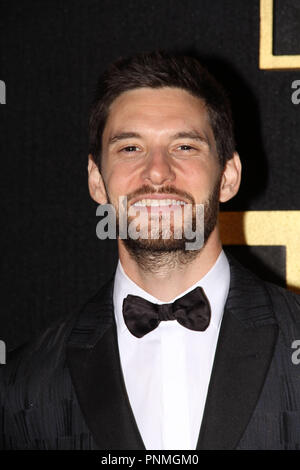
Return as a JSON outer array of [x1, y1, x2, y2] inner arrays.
[[108, 132, 142, 145], [108, 131, 209, 145], [172, 131, 209, 145]]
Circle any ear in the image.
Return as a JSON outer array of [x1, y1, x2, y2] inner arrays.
[[87, 154, 108, 204], [219, 152, 242, 203]]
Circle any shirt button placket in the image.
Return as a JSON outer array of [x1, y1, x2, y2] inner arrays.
[[160, 324, 191, 450]]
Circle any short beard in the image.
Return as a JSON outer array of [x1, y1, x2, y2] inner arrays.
[[114, 180, 221, 275]]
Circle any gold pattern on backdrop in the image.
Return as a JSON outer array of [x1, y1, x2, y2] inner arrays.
[[220, 211, 300, 293], [260, 0, 300, 69]]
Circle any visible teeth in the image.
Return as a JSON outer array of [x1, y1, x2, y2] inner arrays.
[[133, 199, 186, 207]]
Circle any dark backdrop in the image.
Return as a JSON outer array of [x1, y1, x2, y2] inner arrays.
[[1, 0, 299, 350]]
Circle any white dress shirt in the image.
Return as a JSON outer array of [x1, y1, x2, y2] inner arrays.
[[113, 250, 230, 450]]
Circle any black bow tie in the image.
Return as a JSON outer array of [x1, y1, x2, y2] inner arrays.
[[122, 287, 211, 338]]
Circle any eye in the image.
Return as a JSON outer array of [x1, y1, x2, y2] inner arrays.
[[177, 145, 195, 151], [121, 145, 141, 153]]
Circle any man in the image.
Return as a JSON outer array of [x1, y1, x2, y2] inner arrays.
[[1, 51, 300, 450]]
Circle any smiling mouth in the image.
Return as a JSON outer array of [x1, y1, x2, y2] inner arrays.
[[132, 198, 188, 207]]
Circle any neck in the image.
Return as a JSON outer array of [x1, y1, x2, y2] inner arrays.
[[118, 226, 222, 302]]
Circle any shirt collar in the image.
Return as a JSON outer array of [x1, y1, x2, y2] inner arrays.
[[113, 250, 230, 335]]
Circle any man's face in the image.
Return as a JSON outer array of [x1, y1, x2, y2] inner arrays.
[[99, 86, 222, 252]]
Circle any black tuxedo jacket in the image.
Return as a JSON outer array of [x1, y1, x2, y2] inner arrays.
[[1, 254, 300, 450]]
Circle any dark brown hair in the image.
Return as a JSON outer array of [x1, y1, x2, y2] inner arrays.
[[89, 51, 235, 168]]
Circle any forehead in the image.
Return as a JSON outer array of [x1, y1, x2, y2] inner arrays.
[[102, 87, 214, 141]]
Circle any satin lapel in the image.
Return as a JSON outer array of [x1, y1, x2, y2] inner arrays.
[[196, 254, 279, 450], [66, 279, 146, 450]]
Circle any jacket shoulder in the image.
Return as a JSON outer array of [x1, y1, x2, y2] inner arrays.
[[0, 277, 115, 401], [0, 277, 115, 449], [0, 312, 79, 449], [0, 312, 76, 393], [225, 251, 300, 336], [262, 281, 300, 343]]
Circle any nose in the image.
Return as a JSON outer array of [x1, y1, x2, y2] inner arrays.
[[141, 148, 176, 186]]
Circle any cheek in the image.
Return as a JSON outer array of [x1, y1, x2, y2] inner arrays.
[[105, 166, 136, 198], [182, 163, 220, 199], [182, 164, 209, 188]]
